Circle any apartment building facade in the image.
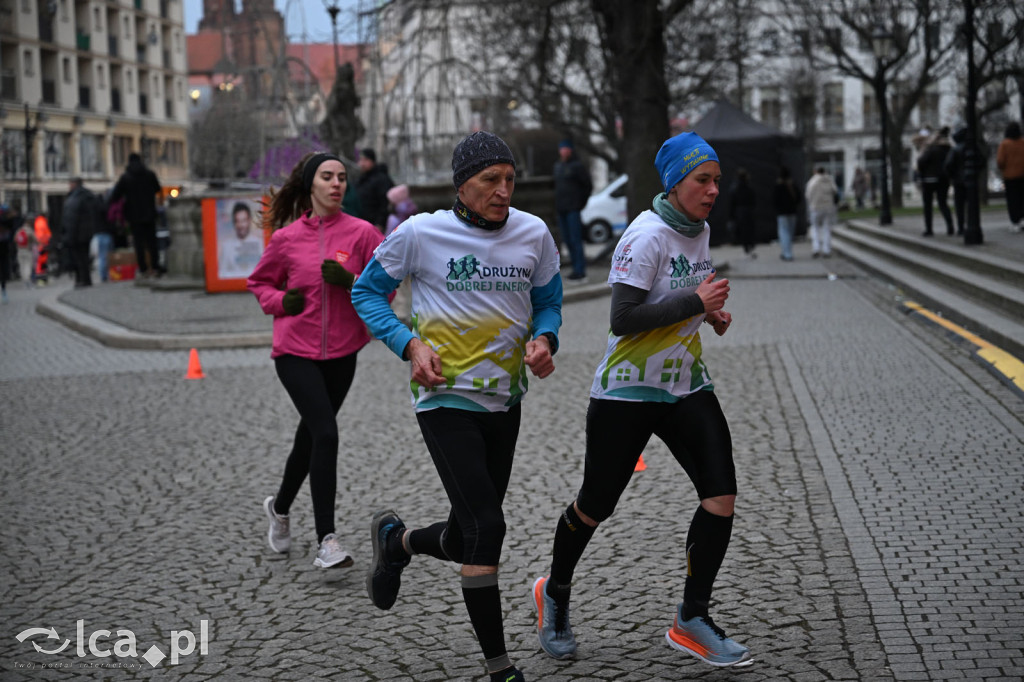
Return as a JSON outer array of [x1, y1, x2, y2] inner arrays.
[[1, 0, 189, 215]]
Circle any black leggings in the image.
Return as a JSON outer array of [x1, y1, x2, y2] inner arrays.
[[415, 405, 522, 566], [273, 353, 357, 542], [576, 392, 736, 523]]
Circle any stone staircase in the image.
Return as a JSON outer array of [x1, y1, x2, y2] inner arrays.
[[832, 220, 1024, 359]]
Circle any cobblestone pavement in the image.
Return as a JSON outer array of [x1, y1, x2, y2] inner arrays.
[[1, 251, 1022, 681]]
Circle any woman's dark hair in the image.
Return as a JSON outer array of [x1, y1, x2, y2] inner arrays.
[[263, 152, 318, 230], [1006, 122, 1022, 140]]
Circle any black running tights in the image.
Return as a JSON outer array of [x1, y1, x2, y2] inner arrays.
[[273, 353, 357, 542]]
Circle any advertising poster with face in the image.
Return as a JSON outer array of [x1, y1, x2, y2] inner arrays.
[[201, 196, 268, 292]]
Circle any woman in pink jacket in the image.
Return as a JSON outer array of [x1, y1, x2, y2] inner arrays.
[[248, 151, 385, 569]]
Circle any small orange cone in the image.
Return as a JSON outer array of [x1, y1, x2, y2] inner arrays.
[[634, 454, 647, 471], [185, 348, 206, 379]]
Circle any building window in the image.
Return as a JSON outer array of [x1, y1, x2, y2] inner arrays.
[[63, 56, 72, 82], [761, 29, 779, 54], [823, 27, 841, 48], [863, 92, 880, 129], [60, 0, 68, 21], [112, 135, 133, 167], [44, 131, 70, 176], [823, 82, 844, 130], [2, 130, 27, 177], [79, 134, 104, 175], [794, 30, 810, 53], [23, 49, 34, 76], [925, 22, 940, 51], [126, 68, 133, 93], [96, 63, 105, 88], [93, 6, 101, 31], [919, 87, 939, 128], [760, 87, 781, 129]]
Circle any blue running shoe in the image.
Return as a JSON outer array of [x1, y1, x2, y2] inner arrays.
[[367, 510, 410, 610], [665, 604, 751, 667], [532, 576, 576, 659]]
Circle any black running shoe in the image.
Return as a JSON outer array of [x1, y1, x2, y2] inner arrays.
[[367, 510, 411, 610]]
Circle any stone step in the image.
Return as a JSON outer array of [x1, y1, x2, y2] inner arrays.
[[831, 233, 1024, 360]]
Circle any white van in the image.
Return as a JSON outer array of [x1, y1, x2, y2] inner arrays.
[[581, 174, 628, 243]]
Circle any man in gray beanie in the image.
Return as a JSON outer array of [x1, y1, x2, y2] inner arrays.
[[352, 131, 564, 682]]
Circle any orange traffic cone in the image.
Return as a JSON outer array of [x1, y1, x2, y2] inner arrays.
[[185, 348, 206, 379], [634, 454, 647, 471]]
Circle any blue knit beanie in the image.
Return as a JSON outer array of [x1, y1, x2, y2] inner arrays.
[[654, 132, 718, 193]]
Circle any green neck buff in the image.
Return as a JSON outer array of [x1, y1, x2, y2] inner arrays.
[[652, 192, 706, 238]]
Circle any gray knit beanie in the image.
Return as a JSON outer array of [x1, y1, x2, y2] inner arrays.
[[451, 131, 516, 189]]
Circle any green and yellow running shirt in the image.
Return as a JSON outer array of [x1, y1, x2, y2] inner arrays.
[[370, 208, 562, 413], [590, 210, 715, 403]]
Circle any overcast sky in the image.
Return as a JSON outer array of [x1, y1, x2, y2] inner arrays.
[[182, 0, 364, 43]]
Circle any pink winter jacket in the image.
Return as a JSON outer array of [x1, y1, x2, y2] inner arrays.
[[248, 210, 384, 360]]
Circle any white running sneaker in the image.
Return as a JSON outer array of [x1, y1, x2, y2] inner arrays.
[[314, 533, 354, 569], [263, 496, 290, 553]]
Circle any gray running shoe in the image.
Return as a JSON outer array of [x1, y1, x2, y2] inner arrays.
[[314, 533, 354, 569], [532, 575, 576, 659], [263, 496, 290, 553], [665, 604, 752, 667]]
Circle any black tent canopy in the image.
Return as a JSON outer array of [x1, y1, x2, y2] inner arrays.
[[692, 99, 807, 246]]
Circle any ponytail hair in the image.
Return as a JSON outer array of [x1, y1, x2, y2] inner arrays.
[[263, 152, 317, 231]]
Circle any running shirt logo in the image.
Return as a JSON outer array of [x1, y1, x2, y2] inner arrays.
[[446, 254, 481, 281], [669, 254, 692, 277], [334, 250, 350, 263]]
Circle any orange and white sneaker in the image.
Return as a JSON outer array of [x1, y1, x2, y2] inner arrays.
[[665, 604, 752, 667]]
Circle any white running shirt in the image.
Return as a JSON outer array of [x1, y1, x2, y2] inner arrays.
[[590, 210, 716, 403], [373, 207, 561, 412]]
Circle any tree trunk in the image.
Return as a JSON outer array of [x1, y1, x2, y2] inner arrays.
[[592, 0, 670, 221]]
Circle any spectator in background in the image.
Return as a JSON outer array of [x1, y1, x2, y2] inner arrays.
[[0, 204, 11, 303], [33, 212, 52, 285], [110, 153, 162, 278], [553, 138, 593, 284], [773, 166, 800, 261], [356, 148, 394, 231], [996, 121, 1024, 233], [851, 167, 869, 209], [728, 167, 757, 258], [804, 167, 838, 258], [61, 177, 99, 288], [93, 190, 118, 282], [916, 127, 954, 236], [384, 184, 417, 237], [944, 127, 970, 237]]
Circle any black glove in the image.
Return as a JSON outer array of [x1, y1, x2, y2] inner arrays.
[[281, 288, 305, 316], [321, 259, 355, 289]]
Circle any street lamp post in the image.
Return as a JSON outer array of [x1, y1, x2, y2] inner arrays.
[[23, 103, 40, 215], [872, 24, 893, 226], [324, 0, 340, 71]]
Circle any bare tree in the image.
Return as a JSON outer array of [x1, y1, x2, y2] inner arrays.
[[189, 92, 264, 180], [778, 0, 966, 208]]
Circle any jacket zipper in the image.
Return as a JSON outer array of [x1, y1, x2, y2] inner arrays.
[[319, 216, 328, 360]]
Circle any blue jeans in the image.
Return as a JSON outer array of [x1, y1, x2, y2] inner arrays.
[[557, 210, 586, 277], [776, 214, 796, 259], [94, 232, 113, 282]]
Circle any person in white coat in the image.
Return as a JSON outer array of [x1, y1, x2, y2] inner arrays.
[[804, 167, 838, 258]]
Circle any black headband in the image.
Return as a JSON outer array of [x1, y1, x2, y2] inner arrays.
[[302, 153, 343, 193]]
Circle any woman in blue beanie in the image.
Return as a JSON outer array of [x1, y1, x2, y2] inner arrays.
[[531, 131, 751, 668]]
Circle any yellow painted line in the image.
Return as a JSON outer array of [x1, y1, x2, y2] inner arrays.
[[903, 301, 1024, 392]]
